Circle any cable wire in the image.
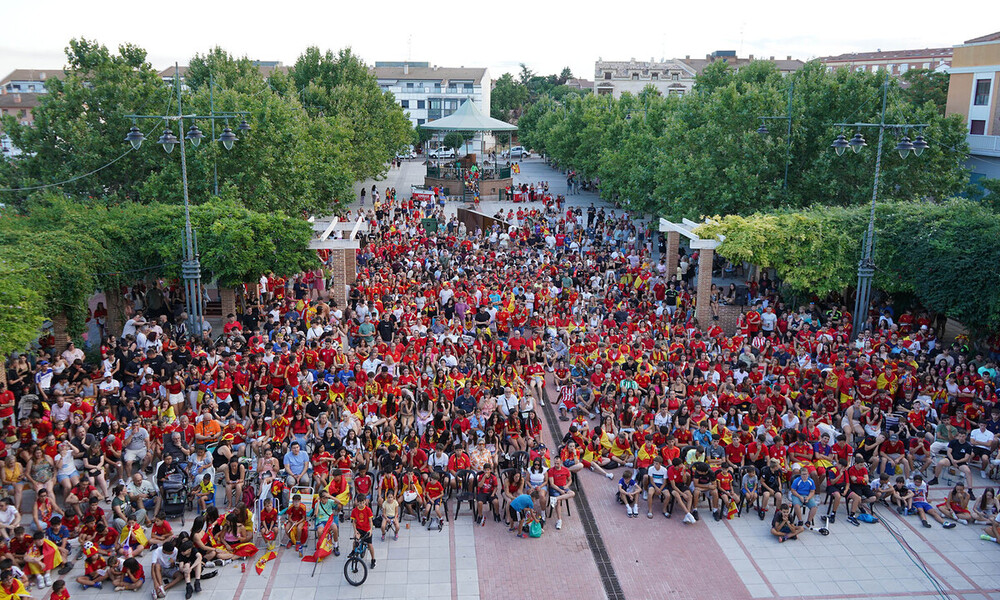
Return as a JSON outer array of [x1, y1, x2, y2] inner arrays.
[[871, 504, 953, 600]]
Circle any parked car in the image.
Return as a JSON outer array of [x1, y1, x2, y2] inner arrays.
[[503, 146, 531, 159], [429, 147, 456, 159], [395, 148, 417, 160]]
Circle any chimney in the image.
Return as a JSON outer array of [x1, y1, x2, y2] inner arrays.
[[769, 56, 775, 60], [403, 62, 409, 75], [685, 55, 690, 60], [786, 55, 791, 60], [749, 54, 754, 60]]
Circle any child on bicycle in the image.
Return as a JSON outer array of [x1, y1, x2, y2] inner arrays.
[[349, 494, 376, 569]]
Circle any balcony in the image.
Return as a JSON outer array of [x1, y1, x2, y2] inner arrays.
[[967, 134, 1000, 157]]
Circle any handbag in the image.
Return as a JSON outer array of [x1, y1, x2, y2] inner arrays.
[[372, 515, 383, 529]]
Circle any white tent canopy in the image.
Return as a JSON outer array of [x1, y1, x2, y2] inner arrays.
[[420, 100, 517, 132]]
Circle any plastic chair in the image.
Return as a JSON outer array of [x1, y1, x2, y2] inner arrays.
[[452, 469, 478, 521]]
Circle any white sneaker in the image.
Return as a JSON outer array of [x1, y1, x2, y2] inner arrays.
[[642, 491, 648, 500], [36, 576, 46, 589], [556, 519, 562, 530], [684, 513, 695, 524], [605, 473, 613, 479], [43, 574, 52, 587]]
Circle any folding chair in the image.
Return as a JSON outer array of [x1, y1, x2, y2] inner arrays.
[[452, 469, 478, 521]]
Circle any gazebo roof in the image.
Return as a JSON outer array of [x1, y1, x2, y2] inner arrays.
[[420, 100, 517, 132]]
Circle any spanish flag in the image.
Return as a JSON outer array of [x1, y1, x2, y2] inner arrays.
[[0, 577, 29, 600], [231, 541, 259, 558], [27, 538, 63, 575], [301, 518, 335, 563], [726, 499, 739, 520], [254, 550, 277, 575], [118, 522, 148, 549]]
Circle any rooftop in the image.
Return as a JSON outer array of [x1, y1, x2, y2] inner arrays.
[[819, 47, 953, 62], [373, 65, 487, 84], [963, 31, 1000, 44]]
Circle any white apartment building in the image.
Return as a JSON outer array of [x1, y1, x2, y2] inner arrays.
[[373, 62, 490, 130], [594, 58, 697, 98]]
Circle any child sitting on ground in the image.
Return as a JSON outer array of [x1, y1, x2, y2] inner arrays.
[[45, 578, 68, 600], [770, 504, 804, 543], [148, 514, 172, 546], [618, 470, 640, 518], [111, 557, 144, 592], [76, 553, 109, 590]]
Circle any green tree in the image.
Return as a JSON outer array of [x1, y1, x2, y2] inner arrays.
[[0, 39, 360, 215], [491, 73, 529, 121], [443, 131, 466, 153], [902, 68, 949, 115], [289, 47, 413, 182], [0, 263, 47, 356], [697, 199, 1000, 335], [559, 67, 574, 84]]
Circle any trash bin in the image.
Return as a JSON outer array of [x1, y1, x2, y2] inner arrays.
[[499, 188, 506, 201], [421, 218, 438, 233]]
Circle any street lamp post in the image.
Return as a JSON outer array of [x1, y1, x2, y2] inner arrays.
[[756, 81, 794, 190], [829, 74, 929, 339], [124, 63, 250, 338]]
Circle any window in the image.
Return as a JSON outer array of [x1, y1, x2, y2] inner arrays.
[[597, 88, 612, 95], [406, 82, 414, 89], [430, 99, 441, 109], [923, 62, 930, 69], [888, 64, 895, 73], [604, 72, 612, 80], [631, 73, 639, 80], [463, 83, 473, 91], [400, 100, 409, 109], [970, 120, 986, 135], [974, 79, 991, 106], [434, 82, 441, 90], [650, 72, 659, 80], [671, 72, 679, 81], [417, 100, 425, 109], [417, 118, 425, 126]]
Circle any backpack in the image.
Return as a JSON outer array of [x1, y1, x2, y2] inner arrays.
[[241, 485, 256, 507], [528, 521, 542, 538]]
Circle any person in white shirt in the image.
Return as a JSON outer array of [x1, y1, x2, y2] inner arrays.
[[645, 456, 671, 518], [49, 396, 71, 424], [970, 422, 997, 478], [0, 497, 21, 538]]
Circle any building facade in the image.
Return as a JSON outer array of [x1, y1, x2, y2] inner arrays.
[[594, 52, 803, 98], [373, 62, 489, 130], [819, 47, 952, 77], [594, 58, 697, 97], [945, 32, 1000, 179], [0, 69, 64, 156]]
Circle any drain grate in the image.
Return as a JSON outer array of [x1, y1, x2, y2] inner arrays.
[[540, 388, 627, 600]]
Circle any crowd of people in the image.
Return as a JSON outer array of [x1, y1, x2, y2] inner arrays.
[[3, 184, 1000, 598]]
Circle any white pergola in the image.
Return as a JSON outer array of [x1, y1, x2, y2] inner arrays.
[[659, 217, 723, 325], [306, 216, 369, 308]]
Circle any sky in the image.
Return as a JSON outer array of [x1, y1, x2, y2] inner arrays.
[[1, 0, 994, 82]]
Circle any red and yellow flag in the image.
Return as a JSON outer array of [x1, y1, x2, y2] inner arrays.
[[0, 577, 29, 600], [301, 518, 335, 563], [231, 541, 259, 558], [27, 539, 63, 575], [254, 550, 277, 575]]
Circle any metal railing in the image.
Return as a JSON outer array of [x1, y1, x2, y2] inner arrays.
[[425, 165, 512, 180], [967, 134, 1000, 157]]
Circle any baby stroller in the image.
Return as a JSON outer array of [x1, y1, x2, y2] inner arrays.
[[162, 469, 190, 525]]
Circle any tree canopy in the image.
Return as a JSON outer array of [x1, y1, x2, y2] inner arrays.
[[0, 40, 411, 216], [519, 61, 970, 218], [697, 199, 1000, 335]]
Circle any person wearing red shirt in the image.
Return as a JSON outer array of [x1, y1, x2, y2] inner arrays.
[[349, 495, 376, 568], [846, 454, 876, 524], [724, 437, 747, 469], [547, 462, 574, 530], [421, 473, 446, 530], [665, 457, 695, 522]]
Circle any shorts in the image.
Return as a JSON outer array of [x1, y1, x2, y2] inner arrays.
[[791, 496, 819, 508], [124, 448, 147, 463], [162, 565, 180, 580], [57, 470, 79, 483], [826, 484, 845, 496], [850, 484, 873, 499], [123, 575, 145, 585], [355, 530, 372, 545], [476, 492, 494, 503], [913, 501, 933, 513], [972, 447, 990, 458]]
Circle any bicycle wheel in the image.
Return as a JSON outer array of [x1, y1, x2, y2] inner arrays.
[[344, 556, 368, 586]]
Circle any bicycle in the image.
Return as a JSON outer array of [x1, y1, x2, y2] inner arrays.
[[343, 537, 368, 586]]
